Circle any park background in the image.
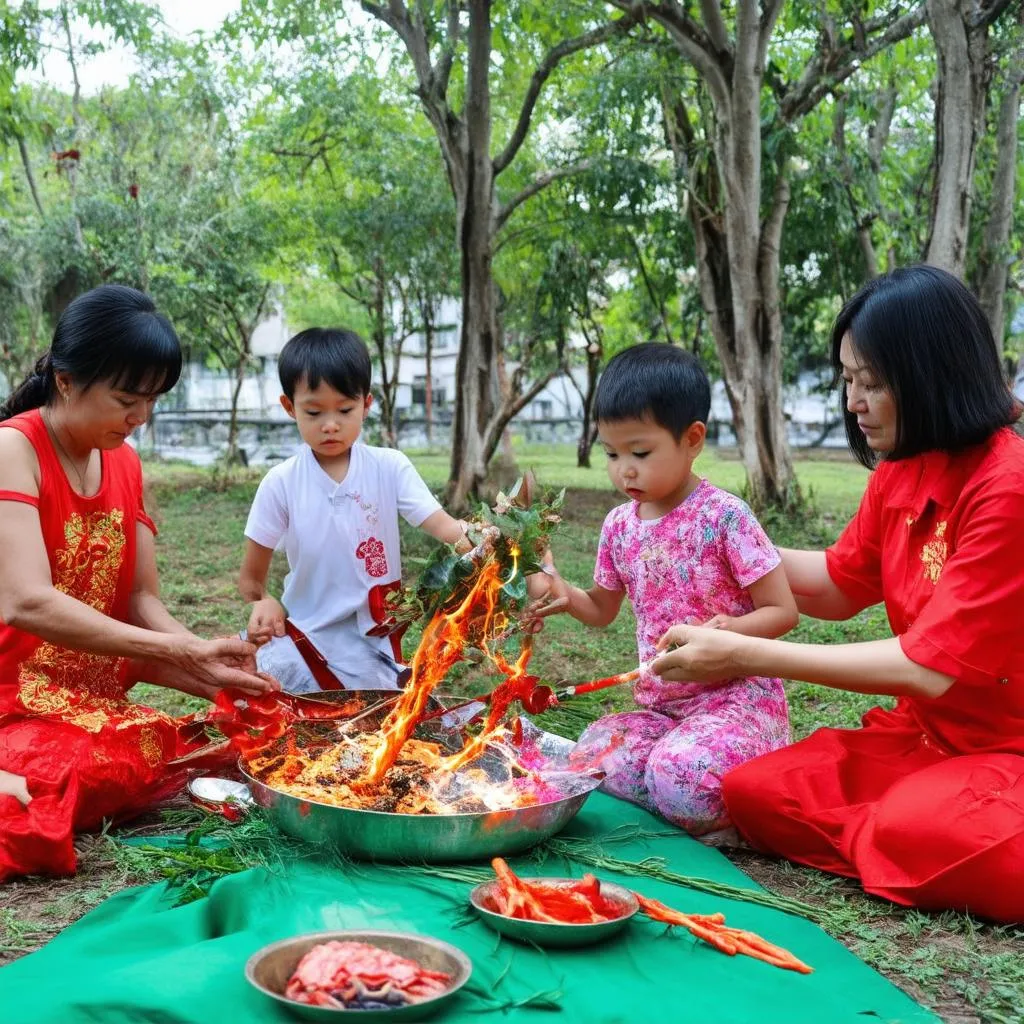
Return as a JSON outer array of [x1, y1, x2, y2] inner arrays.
[[1, 1, 1023, 1021]]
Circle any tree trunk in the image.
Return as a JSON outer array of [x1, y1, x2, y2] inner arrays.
[[975, 64, 1022, 349], [833, 91, 888, 280], [924, 0, 992, 275], [363, 0, 634, 509], [227, 359, 246, 465], [371, 272, 398, 448], [662, 86, 795, 509], [571, 338, 602, 469], [446, 0, 500, 512], [59, 3, 86, 253], [420, 296, 436, 446], [16, 135, 45, 218], [614, 0, 928, 505], [577, 361, 600, 469]]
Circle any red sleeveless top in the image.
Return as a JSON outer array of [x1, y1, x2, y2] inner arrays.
[[0, 409, 161, 732]]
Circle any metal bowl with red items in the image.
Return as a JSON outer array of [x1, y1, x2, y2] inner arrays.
[[245, 930, 472, 1022], [469, 875, 639, 948]]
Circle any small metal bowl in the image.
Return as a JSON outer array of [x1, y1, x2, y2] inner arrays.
[[188, 776, 253, 808], [469, 877, 638, 948], [245, 930, 473, 1021]]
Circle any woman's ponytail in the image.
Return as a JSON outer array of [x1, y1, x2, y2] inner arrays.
[[0, 352, 54, 421]]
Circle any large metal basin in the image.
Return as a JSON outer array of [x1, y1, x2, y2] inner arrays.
[[241, 689, 600, 863]]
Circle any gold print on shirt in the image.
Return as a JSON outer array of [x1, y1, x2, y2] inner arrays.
[[920, 520, 948, 585], [17, 509, 171, 734]]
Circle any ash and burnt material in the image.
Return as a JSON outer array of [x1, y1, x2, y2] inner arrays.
[[240, 690, 603, 863], [243, 690, 538, 816]]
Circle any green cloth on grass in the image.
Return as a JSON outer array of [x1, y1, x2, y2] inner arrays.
[[0, 794, 935, 1024]]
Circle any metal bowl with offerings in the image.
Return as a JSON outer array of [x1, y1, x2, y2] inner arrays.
[[237, 689, 604, 863], [469, 878, 638, 948], [245, 929, 472, 1022]]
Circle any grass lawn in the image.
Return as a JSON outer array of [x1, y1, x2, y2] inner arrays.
[[2, 444, 1021, 1023]]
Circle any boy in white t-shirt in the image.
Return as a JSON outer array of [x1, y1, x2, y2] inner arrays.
[[238, 328, 467, 693]]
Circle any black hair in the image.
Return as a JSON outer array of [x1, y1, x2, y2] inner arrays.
[[831, 264, 1019, 469], [278, 328, 372, 401], [0, 284, 181, 421], [595, 342, 711, 440]]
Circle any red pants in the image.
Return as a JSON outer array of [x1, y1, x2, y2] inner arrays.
[[722, 707, 1024, 923], [0, 713, 222, 882]]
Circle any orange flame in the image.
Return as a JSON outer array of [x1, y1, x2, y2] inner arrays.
[[439, 643, 534, 773], [242, 545, 550, 814], [360, 548, 523, 786]]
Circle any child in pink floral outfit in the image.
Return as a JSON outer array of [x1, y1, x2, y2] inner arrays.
[[537, 344, 798, 835]]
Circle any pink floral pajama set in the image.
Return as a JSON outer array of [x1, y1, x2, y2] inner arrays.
[[573, 480, 790, 834]]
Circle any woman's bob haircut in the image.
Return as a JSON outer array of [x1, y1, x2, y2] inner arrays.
[[831, 264, 1019, 469]]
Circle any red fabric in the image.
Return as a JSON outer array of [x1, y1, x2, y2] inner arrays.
[[0, 411, 202, 882], [367, 580, 406, 662], [725, 429, 1024, 921], [722, 710, 1024, 923], [826, 428, 1024, 755], [283, 620, 344, 690], [0, 491, 40, 508]]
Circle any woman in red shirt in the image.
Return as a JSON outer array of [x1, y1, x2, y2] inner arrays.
[[0, 285, 275, 881], [652, 266, 1024, 922]]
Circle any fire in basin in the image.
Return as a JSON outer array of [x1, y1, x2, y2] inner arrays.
[[214, 482, 605, 859]]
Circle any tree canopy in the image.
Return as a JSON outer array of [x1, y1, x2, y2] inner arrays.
[[1, 0, 1021, 504]]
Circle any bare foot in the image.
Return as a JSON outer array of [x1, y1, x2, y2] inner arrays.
[[0, 769, 31, 807], [695, 826, 747, 849]]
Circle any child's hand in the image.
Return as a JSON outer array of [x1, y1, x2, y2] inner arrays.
[[701, 614, 736, 630], [520, 568, 569, 634], [248, 597, 286, 647], [525, 569, 551, 603]]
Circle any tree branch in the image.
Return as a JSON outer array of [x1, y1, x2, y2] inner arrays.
[[60, 2, 81, 132], [435, 0, 464, 96], [625, 227, 674, 344], [360, 0, 403, 34], [779, 3, 929, 122], [868, 79, 898, 171], [502, 365, 563, 422], [757, 0, 786, 69], [832, 92, 880, 278], [972, 0, 1015, 31], [700, 0, 731, 55], [493, 10, 642, 175], [607, 0, 731, 110], [16, 135, 45, 217], [361, 0, 440, 105], [735, 0, 761, 71], [495, 159, 596, 229]]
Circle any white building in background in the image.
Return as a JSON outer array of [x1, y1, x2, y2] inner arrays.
[[162, 298, 585, 433], [158, 290, 1024, 462]]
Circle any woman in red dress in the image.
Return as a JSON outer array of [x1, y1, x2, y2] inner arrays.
[[0, 285, 275, 881], [652, 266, 1024, 923]]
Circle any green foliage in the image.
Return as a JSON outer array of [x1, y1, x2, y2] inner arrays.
[[386, 478, 564, 631]]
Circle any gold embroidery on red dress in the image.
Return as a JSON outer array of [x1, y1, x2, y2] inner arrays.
[[920, 520, 948, 585], [17, 509, 170, 732], [137, 725, 164, 767]]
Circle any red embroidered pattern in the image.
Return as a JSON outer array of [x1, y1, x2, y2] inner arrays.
[[356, 537, 388, 578]]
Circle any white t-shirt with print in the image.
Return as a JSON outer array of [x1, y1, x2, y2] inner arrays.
[[244, 442, 441, 692]]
